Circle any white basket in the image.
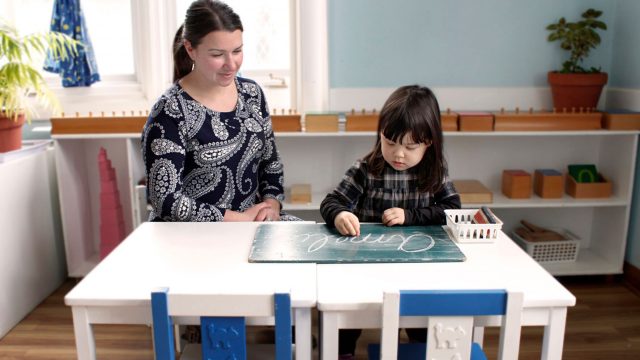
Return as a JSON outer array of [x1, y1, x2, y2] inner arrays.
[[445, 209, 503, 243], [511, 228, 580, 263]]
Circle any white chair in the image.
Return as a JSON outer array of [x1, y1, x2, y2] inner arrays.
[[151, 287, 292, 360], [368, 289, 523, 360]]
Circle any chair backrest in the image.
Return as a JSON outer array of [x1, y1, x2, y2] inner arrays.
[[377, 289, 523, 360], [151, 287, 292, 360]]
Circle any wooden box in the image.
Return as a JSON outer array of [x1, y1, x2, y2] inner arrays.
[[271, 114, 301, 132], [289, 184, 312, 204], [458, 112, 494, 132], [345, 111, 379, 131], [453, 179, 492, 204], [440, 110, 458, 131], [304, 113, 339, 132], [565, 173, 612, 198], [534, 169, 563, 198], [501, 169, 532, 199], [494, 109, 602, 131], [51, 115, 147, 135], [603, 111, 640, 130]]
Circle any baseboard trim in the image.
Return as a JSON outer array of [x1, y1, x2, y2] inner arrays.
[[329, 86, 640, 112], [623, 261, 640, 294], [606, 88, 640, 110], [329, 87, 555, 112]]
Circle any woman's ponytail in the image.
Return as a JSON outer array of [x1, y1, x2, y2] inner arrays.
[[173, 24, 192, 82]]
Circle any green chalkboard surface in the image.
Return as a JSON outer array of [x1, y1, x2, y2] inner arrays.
[[248, 224, 465, 263]]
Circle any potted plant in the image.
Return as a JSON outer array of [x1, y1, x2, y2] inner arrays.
[[546, 8, 608, 111], [0, 20, 79, 153]]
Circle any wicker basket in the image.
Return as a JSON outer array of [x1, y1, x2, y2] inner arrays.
[[445, 209, 503, 243], [511, 228, 580, 263]]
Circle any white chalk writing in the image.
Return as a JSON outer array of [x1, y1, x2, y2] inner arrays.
[[294, 232, 436, 253]]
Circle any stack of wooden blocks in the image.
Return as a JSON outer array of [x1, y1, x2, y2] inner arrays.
[[98, 148, 126, 259]]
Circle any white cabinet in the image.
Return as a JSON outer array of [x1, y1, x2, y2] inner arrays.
[[53, 130, 638, 277], [1, 143, 66, 337]]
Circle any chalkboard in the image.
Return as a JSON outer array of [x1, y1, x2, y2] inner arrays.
[[248, 224, 465, 263]]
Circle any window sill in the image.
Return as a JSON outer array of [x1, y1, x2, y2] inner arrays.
[[33, 75, 151, 120]]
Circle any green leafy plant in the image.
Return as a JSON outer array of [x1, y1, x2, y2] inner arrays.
[[546, 8, 607, 73], [0, 19, 80, 122]]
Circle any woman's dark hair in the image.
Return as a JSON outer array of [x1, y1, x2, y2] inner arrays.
[[364, 85, 446, 193], [173, 0, 243, 82]]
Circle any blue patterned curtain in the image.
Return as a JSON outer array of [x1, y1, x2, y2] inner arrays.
[[44, 0, 100, 87]]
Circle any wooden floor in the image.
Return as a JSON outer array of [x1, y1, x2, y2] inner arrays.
[[1, 276, 639, 359]]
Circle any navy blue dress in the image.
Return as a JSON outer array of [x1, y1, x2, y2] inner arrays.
[[141, 77, 284, 221]]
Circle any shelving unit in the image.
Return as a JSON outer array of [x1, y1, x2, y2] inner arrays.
[[53, 130, 638, 277], [53, 134, 143, 277]]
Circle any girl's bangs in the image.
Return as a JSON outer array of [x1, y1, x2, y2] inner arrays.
[[381, 110, 432, 144]]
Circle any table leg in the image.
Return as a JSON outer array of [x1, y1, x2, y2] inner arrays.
[[295, 308, 312, 360], [541, 307, 567, 360], [71, 307, 96, 360], [320, 312, 339, 360], [473, 326, 485, 347]]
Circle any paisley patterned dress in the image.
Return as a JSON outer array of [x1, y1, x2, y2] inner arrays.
[[141, 77, 284, 222]]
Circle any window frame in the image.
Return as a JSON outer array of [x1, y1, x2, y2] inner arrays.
[[6, 0, 330, 119]]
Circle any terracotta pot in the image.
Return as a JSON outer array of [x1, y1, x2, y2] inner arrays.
[[0, 112, 26, 153], [548, 72, 608, 111]]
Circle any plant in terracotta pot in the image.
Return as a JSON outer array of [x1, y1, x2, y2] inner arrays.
[[546, 8, 608, 111], [0, 20, 79, 153]]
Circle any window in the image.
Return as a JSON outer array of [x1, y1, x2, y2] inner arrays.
[[10, 0, 134, 77], [81, 0, 134, 76], [4, 0, 307, 118]]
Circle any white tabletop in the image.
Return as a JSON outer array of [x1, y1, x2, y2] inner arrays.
[[65, 222, 317, 308], [316, 231, 576, 312]]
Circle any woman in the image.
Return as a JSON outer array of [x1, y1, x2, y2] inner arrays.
[[142, 0, 289, 222]]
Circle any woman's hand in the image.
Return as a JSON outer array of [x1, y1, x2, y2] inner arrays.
[[224, 202, 271, 222], [254, 198, 281, 222], [334, 211, 360, 236], [382, 207, 405, 227]]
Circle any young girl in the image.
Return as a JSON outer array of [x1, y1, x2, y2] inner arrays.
[[319, 84, 461, 358]]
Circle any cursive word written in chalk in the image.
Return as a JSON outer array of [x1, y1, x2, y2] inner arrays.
[[294, 232, 436, 253]]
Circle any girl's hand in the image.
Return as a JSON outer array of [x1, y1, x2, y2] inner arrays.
[[382, 207, 405, 227], [224, 202, 271, 222], [335, 211, 360, 236], [255, 198, 281, 221]]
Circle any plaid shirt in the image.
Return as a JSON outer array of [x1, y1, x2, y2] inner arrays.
[[320, 159, 460, 226]]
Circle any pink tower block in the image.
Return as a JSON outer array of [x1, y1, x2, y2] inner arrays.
[[100, 179, 119, 195], [98, 148, 127, 260], [100, 191, 121, 209]]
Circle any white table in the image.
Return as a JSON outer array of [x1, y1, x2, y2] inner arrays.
[[317, 231, 576, 360], [65, 222, 317, 360]]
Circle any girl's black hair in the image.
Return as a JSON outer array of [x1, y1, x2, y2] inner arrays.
[[173, 0, 243, 82], [364, 85, 446, 193]]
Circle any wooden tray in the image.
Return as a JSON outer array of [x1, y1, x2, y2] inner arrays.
[[453, 179, 493, 204], [271, 114, 301, 132], [458, 112, 493, 132], [51, 115, 147, 135], [345, 111, 379, 131], [603, 111, 640, 130], [304, 113, 339, 132], [494, 109, 602, 131], [441, 110, 458, 131]]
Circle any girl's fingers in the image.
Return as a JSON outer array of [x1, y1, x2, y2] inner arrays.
[[349, 217, 360, 236], [341, 223, 352, 236]]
